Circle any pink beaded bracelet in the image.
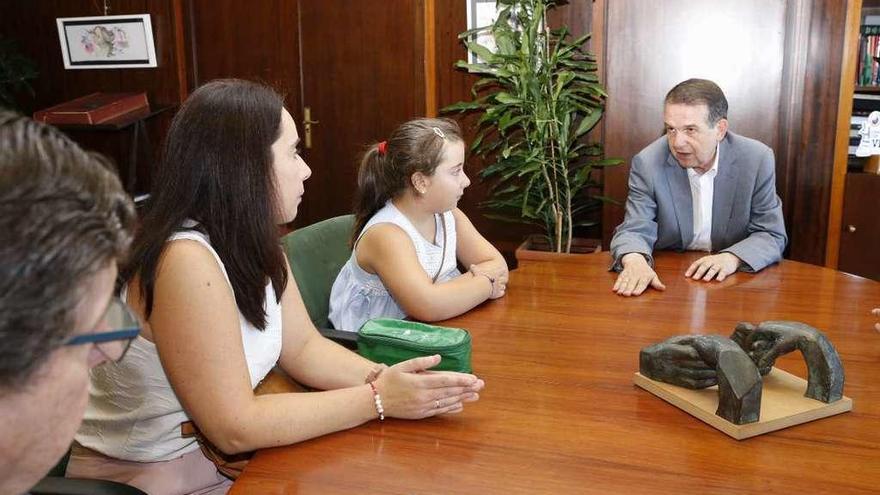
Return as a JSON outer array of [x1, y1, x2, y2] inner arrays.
[[368, 382, 385, 421]]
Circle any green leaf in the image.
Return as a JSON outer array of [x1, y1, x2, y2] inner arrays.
[[499, 114, 526, 132], [574, 110, 602, 138], [454, 60, 496, 75], [441, 100, 484, 113], [458, 25, 492, 40], [466, 41, 497, 64], [494, 92, 522, 105]]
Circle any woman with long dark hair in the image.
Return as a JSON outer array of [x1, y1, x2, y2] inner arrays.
[[67, 80, 484, 495]]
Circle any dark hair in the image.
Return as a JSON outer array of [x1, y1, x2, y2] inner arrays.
[[351, 117, 462, 246], [665, 78, 728, 126], [123, 79, 288, 330], [0, 112, 135, 388]]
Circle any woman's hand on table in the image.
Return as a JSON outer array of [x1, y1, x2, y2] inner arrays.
[[373, 355, 484, 419]]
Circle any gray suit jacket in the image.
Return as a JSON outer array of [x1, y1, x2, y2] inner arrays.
[[610, 131, 787, 272]]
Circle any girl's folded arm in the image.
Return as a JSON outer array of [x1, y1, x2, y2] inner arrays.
[[356, 224, 492, 322]]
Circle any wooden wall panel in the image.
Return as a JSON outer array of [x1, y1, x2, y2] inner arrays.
[[825, 0, 862, 268], [782, 0, 849, 264], [186, 0, 300, 107]]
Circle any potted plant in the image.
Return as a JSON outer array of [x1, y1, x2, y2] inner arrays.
[[0, 35, 38, 111], [443, 0, 620, 260]]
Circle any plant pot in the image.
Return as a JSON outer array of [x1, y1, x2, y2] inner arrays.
[[515, 234, 601, 264]]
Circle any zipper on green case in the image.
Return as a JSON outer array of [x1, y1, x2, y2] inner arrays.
[[361, 333, 469, 352]]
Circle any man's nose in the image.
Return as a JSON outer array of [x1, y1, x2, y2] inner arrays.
[[672, 131, 688, 148]]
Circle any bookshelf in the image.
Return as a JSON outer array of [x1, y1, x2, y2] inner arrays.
[[851, 2, 880, 166], [827, 0, 880, 280]]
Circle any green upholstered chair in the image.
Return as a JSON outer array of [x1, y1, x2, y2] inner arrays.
[[282, 214, 358, 349]]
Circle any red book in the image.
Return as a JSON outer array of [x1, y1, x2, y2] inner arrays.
[[33, 92, 150, 125]]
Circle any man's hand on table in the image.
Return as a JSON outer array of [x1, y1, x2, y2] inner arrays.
[[684, 252, 741, 282], [613, 252, 666, 297]]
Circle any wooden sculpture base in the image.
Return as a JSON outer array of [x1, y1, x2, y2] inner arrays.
[[633, 368, 853, 440]]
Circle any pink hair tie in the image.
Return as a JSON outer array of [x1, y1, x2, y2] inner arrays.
[[377, 141, 388, 156]]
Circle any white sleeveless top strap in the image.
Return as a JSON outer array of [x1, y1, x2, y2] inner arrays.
[[75, 224, 283, 462], [328, 201, 460, 332]]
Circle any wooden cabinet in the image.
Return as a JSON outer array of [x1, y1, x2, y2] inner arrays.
[[838, 173, 880, 280], [827, 0, 877, 271]]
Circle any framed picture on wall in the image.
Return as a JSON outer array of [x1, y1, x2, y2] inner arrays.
[[56, 14, 157, 69]]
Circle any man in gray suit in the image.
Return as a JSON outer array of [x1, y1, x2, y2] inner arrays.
[[610, 79, 787, 297]]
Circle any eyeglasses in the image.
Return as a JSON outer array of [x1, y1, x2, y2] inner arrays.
[[65, 298, 140, 363]]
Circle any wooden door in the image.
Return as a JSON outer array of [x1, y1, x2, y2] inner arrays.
[[295, 0, 427, 227], [187, 0, 426, 228]]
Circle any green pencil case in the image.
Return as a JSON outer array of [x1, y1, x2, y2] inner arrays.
[[357, 318, 472, 373]]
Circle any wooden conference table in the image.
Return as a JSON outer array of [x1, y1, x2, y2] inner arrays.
[[231, 252, 880, 494]]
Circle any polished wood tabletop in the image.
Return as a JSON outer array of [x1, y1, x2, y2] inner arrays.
[[231, 252, 880, 494]]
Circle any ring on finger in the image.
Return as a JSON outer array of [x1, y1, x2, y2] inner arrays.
[[435, 399, 441, 409]]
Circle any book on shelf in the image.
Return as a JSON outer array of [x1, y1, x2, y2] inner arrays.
[[857, 25, 880, 87], [33, 92, 150, 125]]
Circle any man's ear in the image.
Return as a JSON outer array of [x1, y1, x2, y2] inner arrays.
[[715, 118, 729, 141]]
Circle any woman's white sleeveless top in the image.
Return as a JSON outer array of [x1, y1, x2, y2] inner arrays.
[[75, 225, 283, 461]]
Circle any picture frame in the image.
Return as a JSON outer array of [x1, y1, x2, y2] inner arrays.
[[56, 14, 157, 69]]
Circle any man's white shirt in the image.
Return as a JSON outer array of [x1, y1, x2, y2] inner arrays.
[[685, 144, 720, 252]]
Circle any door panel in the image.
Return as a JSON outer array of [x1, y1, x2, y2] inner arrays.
[[838, 173, 880, 280], [297, 0, 426, 226], [187, 0, 425, 228]]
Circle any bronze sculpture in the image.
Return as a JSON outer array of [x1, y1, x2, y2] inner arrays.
[[640, 321, 845, 425]]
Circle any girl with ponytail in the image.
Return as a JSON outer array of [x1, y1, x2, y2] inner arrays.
[[330, 117, 508, 332]]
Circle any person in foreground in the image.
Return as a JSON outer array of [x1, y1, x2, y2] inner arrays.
[[329, 118, 509, 332], [0, 113, 136, 495], [67, 80, 484, 495], [609, 78, 787, 297]]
